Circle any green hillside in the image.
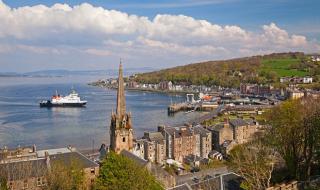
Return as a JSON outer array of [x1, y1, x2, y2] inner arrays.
[[134, 52, 320, 88], [261, 57, 307, 77]]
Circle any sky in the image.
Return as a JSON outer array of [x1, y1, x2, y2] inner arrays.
[[0, 0, 319, 72]]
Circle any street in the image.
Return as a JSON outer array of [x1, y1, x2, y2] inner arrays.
[[175, 166, 228, 185]]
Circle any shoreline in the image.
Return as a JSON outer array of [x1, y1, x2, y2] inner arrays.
[[88, 82, 196, 95]]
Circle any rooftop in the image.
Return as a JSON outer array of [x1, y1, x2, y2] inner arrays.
[[143, 131, 165, 143], [229, 118, 248, 127], [193, 125, 210, 137], [0, 146, 98, 181]]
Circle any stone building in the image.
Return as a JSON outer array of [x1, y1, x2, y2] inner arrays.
[[157, 125, 213, 163], [132, 139, 146, 159], [208, 119, 234, 152], [159, 81, 173, 90], [110, 63, 134, 154], [230, 118, 260, 144], [158, 125, 199, 163], [240, 83, 273, 96], [287, 89, 305, 99], [208, 118, 261, 154], [193, 125, 212, 159], [142, 132, 166, 165], [0, 146, 99, 190]]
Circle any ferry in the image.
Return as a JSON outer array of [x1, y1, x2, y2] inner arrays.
[[40, 90, 87, 107]]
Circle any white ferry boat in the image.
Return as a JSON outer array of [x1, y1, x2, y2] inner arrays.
[[40, 90, 87, 107]]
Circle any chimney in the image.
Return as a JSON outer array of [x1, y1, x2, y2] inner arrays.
[[158, 125, 165, 132], [32, 144, 37, 153], [45, 151, 51, 171], [223, 118, 229, 128]]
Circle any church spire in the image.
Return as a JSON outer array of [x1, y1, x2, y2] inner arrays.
[[110, 61, 133, 153], [116, 59, 126, 117]]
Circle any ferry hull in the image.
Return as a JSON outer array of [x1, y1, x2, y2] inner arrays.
[[40, 101, 86, 107]]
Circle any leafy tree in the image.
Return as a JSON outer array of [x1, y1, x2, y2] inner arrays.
[[95, 151, 163, 190], [46, 158, 86, 190], [266, 97, 320, 181], [229, 138, 276, 190], [0, 177, 8, 190]]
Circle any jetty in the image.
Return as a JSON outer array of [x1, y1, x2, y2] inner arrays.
[[168, 102, 194, 113]]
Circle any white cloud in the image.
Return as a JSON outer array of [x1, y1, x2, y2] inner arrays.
[[0, 0, 319, 70], [85, 48, 112, 56]]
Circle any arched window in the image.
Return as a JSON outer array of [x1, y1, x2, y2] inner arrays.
[[123, 137, 126, 142]]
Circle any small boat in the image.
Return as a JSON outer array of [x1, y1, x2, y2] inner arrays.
[[40, 89, 87, 107]]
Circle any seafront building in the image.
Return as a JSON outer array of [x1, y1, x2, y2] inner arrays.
[[0, 146, 99, 190], [132, 124, 212, 165]]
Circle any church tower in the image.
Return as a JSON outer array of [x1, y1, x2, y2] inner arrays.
[[110, 61, 134, 153]]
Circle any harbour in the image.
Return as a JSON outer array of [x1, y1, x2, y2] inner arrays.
[[0, 76, 206, 149]]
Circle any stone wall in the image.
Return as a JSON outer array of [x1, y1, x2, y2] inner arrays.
[[266, 181, 298, 190]]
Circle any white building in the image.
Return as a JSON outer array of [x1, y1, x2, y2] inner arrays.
[[303, 76, 313, 84]]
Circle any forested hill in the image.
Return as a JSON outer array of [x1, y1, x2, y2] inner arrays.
[[133, 52, 320, 87]]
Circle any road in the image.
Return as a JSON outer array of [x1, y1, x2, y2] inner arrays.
[[189, 104, 225, 125], [175, 166, 228, 185]]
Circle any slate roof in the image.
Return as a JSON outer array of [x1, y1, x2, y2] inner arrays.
[[169, 172, 243, 190], [193, 125, 210, 137], [49, 151, 98, 168], [0, 150, 98, 181], [244, 118, 255, 126], [164, 126, 194, 138], [145, 132, 165, 143], [229, 118, 248, 127], [120, 150, 148, 166], [0, 159, 47, 181], [209, 123, 225, 131]]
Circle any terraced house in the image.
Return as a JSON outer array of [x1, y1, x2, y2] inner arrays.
[[0, 146, 99, 190]]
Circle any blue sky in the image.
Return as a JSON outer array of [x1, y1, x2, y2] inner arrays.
[[1, 0, 319, 72]]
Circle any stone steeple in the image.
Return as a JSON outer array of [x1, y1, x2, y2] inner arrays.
[[116, 61, 126, 117], [110, 61, 134, 153]]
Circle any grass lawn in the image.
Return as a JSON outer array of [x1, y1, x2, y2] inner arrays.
[[260, 58, 308, 77], [200, 160, 226, 170]]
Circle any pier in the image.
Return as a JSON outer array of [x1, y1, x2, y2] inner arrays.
[[168, 102, 194, 114]]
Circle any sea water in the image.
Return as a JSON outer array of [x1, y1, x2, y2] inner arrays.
[[0, 76, 204, 150]]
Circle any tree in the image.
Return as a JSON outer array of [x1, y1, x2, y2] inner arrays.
[[228, 139, 276, 190], [266, 97, 320, 181], [95, 151, 163, 190], [0, 177, 8, 190], [46, 158, 86, 190]]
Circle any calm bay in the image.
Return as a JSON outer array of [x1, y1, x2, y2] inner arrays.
[[0, 76, 205, 150]]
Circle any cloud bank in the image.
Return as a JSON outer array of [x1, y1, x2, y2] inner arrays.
[[0, 1, 319, 71]]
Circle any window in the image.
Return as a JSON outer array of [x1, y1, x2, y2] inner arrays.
[[37, 178, 42, 186], [37, 177, 46, 187], [22, 180, 28, 190], [91, 168, 95, 175], [122, 137, 126, 142], [9, 181, 13, 190]]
